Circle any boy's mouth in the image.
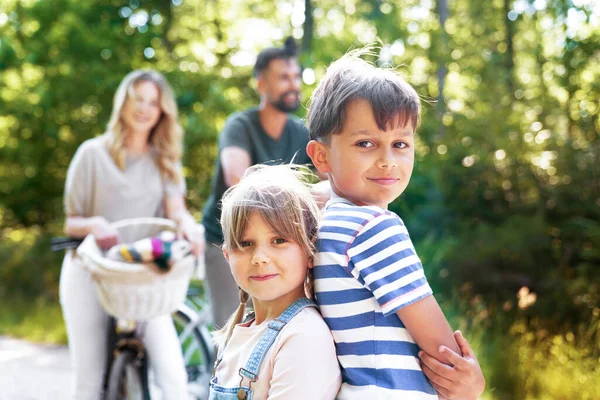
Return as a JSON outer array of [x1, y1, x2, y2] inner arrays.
[[250, 274, 278, 281]]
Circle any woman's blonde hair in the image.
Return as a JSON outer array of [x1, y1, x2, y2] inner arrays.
[[214, 164, 321, 349], [106, 69, 183, 183]]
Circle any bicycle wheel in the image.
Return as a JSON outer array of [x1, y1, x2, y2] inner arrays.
[[173, 308, 213, 399], [106, 350, 145, 400]]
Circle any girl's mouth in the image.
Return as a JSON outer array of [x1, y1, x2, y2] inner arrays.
[[250, 274, 278, 281]]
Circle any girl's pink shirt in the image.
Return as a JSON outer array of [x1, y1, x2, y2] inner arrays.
[[213, 306, 341, 400]]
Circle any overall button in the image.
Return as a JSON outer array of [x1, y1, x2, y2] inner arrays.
[[237, 389, 247, 400]]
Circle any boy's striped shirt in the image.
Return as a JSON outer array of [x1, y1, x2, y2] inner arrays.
[[314, 198, 437, 399]]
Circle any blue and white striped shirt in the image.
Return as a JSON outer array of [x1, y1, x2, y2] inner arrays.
[[314, 196, 437, 399]]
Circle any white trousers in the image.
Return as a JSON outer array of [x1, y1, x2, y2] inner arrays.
[[59, 251, 188, 400]]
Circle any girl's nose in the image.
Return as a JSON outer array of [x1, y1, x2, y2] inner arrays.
[[251, 247, 270, 266]]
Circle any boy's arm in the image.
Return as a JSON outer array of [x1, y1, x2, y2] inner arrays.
[[346, 213, 483, 399], [419, 330, 485, 400], [397, 298, 484, 400]]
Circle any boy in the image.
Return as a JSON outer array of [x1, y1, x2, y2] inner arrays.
[[306, 52, 485, 399]]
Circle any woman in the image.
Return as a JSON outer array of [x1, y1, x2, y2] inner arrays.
[[59, 70, 204, 399]]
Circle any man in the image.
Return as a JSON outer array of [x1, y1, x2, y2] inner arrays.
[[202, 37, 313, 328]]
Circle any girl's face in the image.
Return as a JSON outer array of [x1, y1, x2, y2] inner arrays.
[[224, 212, 310, 310], [121, 80, 162, 136]]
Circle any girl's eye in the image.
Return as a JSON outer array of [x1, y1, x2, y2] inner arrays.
[[239, 241, 252, 248], [356, 141, 374, 148], [273, 237, 287, 245], [394, 141, 409, 149]]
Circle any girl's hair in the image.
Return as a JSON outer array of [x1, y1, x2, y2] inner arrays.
[[214, 164, 321, 348], [106, 69, 183, 183]]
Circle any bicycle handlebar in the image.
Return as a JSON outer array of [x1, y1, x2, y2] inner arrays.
[[50, 218, 176, 252], [50, 237, 84, 252]]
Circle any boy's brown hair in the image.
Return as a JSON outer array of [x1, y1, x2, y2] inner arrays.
[[307, 50, 421, 143]]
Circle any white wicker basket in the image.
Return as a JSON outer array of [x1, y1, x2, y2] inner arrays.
[[76, 218, 195, 321]]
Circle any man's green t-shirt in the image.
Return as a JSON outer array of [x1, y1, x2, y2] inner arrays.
[[202, 107, 311, 244]]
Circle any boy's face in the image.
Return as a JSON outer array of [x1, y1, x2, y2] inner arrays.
[[307, 99, 415, 209]]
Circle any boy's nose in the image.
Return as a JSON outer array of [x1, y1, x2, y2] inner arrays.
[[377, 151, 397, 169]]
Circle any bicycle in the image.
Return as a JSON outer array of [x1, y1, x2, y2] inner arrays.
[[51, 218, 215, 400], [172, 279, 215, 399]]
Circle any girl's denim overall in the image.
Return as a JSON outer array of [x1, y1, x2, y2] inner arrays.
[[208, 297, 316, 400]]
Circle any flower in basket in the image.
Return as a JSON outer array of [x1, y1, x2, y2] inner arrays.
[[105, 230, 191, 272]]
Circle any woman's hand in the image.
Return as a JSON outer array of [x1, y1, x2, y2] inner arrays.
[[179, 218, 205, 258], [91, 217, 119, 250], [165, 195, 205, 257]]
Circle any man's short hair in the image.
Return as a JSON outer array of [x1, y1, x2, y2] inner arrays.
[[253, 37, 299, 77], [307, 51, 421, 143]]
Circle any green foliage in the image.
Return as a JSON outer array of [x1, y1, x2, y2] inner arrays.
[[439, 294, 600, 399], [1, 0, 598, 397], [0, 293, 67, 344], [508, 317, 600, 400]]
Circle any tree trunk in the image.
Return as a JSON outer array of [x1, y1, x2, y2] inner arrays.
[[503, 0, 515, 95], [302, 0, 313, 55], [436, 0, 448, 138]]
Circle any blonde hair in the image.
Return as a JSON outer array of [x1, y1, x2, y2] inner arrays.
[[214, 164, 321, 349], [106, 70, 183, 183]]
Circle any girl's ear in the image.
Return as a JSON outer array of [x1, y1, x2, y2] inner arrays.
[[222, 247, 230, 262], [306, 140, 332, 174], [307, 256, 314, 270]]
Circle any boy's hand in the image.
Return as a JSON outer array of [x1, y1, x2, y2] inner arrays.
[[418, 330, 485, 400]]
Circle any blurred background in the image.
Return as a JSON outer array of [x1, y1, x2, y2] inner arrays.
[[0, 0, 598, 398]]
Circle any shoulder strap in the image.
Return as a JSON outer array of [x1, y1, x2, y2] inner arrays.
[[238, 297, 315, 382]]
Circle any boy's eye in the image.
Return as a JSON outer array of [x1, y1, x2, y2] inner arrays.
[[356, 141, 374, 148], [394, 141, 409, 149], [273, 237, 287, 245], [239, 240, 252, 248]]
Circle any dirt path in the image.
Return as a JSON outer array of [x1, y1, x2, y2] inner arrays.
[[0, 336, 72, 400], [0, 336, 208, 399]]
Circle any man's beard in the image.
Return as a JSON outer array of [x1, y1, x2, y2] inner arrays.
[[270, 91, 300, 113]]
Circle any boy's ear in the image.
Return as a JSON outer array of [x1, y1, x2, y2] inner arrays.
[[306, 140, 332, 174]]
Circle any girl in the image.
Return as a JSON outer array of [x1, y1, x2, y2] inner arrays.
[[60, 70, 204, 399], [210, 165, 341, 400]]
